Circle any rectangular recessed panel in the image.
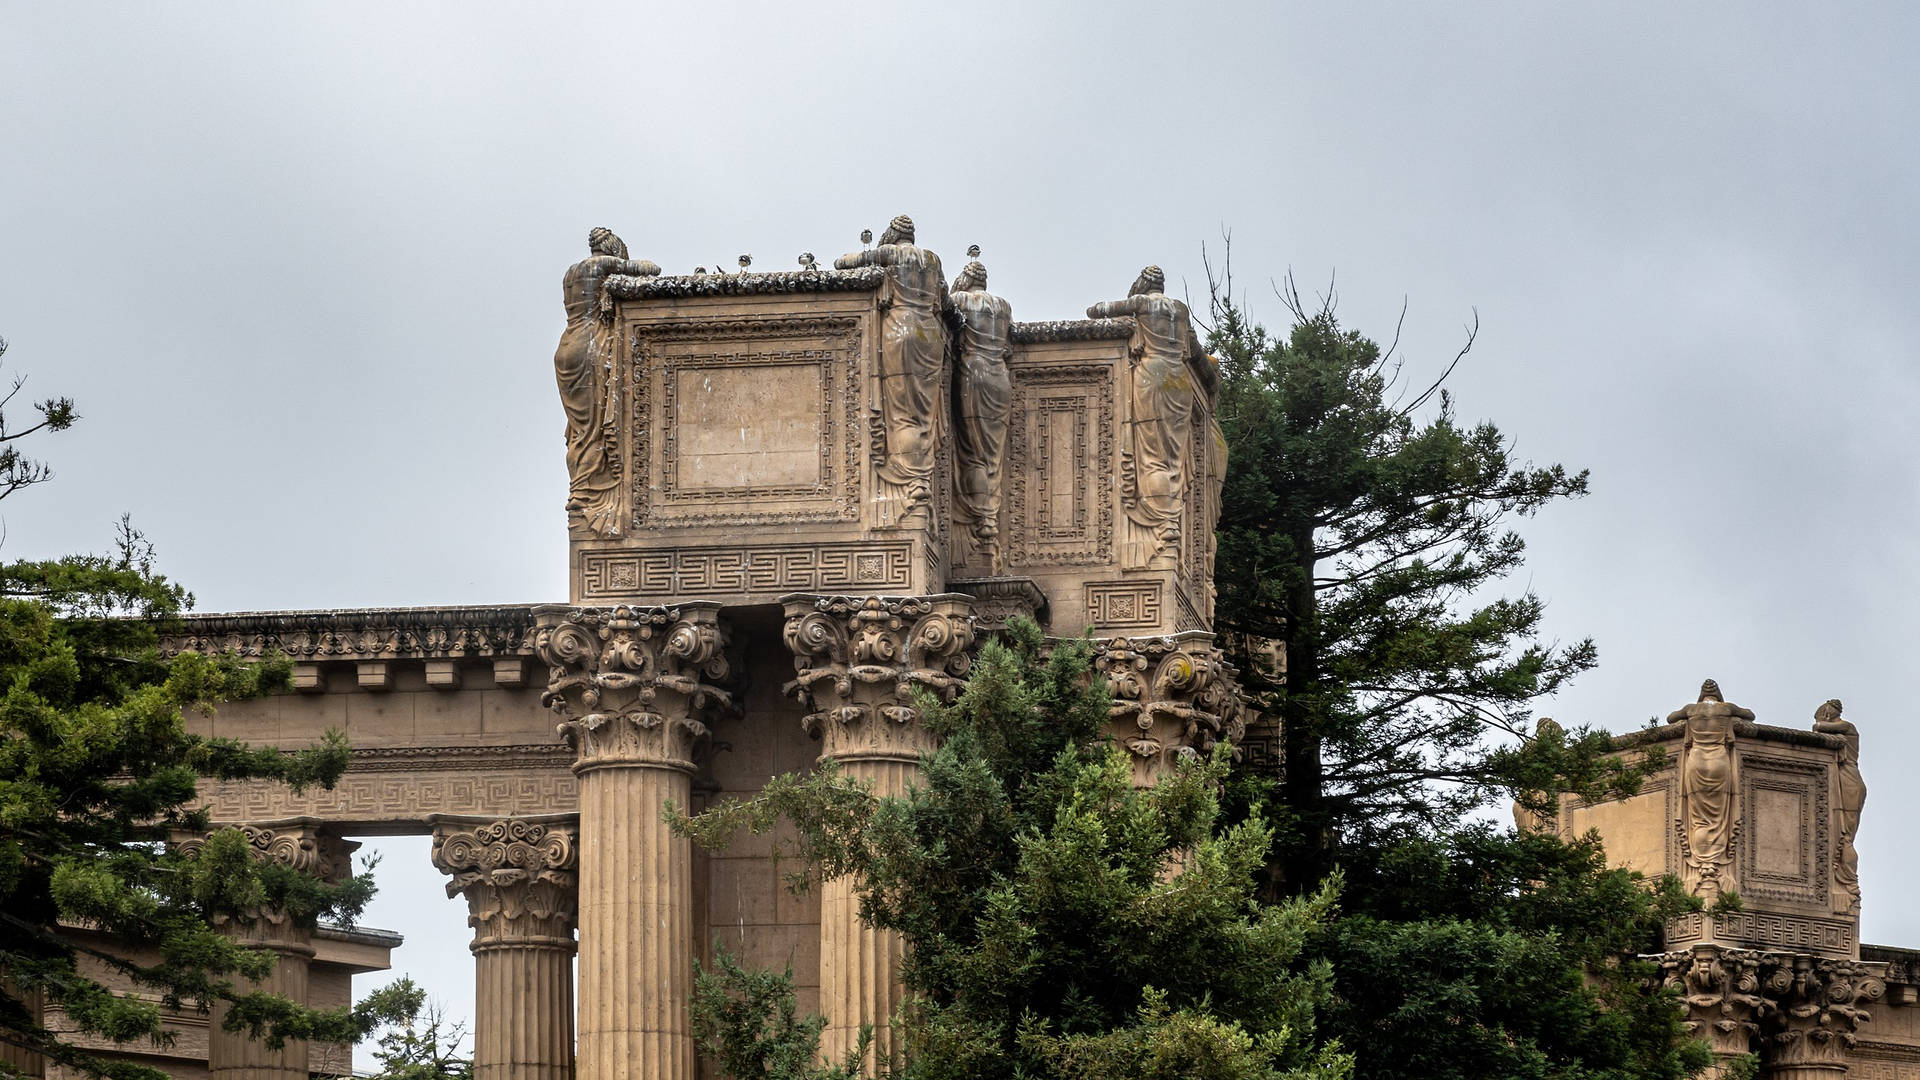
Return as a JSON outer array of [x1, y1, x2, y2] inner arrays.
[[1753, 786, 1808, 879], [1566, 786, 1671, 879], [1005, 363, 1114, 568], [674, 364, 824, 492]]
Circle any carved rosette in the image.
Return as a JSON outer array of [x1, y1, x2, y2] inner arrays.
[[177, 822, 357, 930], [1654, 947, 1889, 1073], [1092, 633, 1247, 787], [780, 594, 976, 765], [431, 817, 580, 952], [534, 602, 733, 775]]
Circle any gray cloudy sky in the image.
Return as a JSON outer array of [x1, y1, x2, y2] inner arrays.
[[5, 2, 1917, 1067]]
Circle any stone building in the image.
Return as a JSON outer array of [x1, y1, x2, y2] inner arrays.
[[1533, 684, 1919, 1077], [17, 223, 1911, 1078]]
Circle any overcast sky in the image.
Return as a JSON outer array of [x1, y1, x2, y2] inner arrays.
[[5, 2, 1916, 1067]]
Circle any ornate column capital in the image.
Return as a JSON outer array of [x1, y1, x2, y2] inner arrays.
[[178, 820, 357, 933], [1760, 954, 1885, 1073], [431, 816, 579, 953], [1659, 946, 1768, 1061], [780, 594, 976, 765], [1654, 946, 1889, 1074], [534, 602, 733, 774], [1092, 633, 1247, 787]]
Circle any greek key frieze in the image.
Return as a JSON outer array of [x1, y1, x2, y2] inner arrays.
[[580, 542, 913, 601], [1084, 581, 1163, 629]]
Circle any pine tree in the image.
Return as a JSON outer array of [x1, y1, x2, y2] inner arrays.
[[1202, 257, 1709, 1078], [676, 622, 1352, 1080], [0, 340, 407, 1079]]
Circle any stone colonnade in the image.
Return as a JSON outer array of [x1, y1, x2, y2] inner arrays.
[[178, 598, 1243, 1080], [519, 596, 1242, 1079]]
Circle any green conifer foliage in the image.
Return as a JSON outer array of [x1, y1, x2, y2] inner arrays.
[[674, 622, 1352, 1080], [1203, 260, 1710, 1078]]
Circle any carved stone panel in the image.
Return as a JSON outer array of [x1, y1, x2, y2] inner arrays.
[[1740, 753, 1830, 906], [629, 315, 864, 529], [1085, 580, 1163, 630], [1005, 363, 1115, 568]]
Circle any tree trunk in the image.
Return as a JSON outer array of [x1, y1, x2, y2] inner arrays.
[[1278, 526, 1326, 891]]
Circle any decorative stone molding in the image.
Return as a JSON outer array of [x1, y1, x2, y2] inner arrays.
[[1010, 317, 1136, 343], [431, 816, 579, 952], [1654, 946, 1889, 1073], [534, 603, 733, 775], [603, 265, 885, 302], [780, 594, 976, 765], [1092, 633, 1246, 787], [947, 576, 1048, 630], [1004, 363, 1116, 568], [1764, 954, 1886, 1072], [161, 606, 538, 662], [177, 821, 356, 930]]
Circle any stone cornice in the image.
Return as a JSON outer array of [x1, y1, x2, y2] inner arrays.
[[1612, 720, 1845, 752], [1011, 317, 1136, 344], [604, 266, 886, 302], [161, 605, 541, 661]]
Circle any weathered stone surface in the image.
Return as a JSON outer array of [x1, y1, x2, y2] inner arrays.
[[1670, 679, 1755, 903], [432, 815, 579, 1080]]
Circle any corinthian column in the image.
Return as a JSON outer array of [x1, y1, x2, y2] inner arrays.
[[536, 603, 731, 1080], [431, 815, 580, 1080], [179, 821, 355, 1080], [1092, 632, 1246, 789], [781, 594, 976, 1073]]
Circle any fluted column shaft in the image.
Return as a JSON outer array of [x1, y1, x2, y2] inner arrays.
[[536, 603, 731, 1080], [0, 982, 45, 1076], [783, 594, 975, 1074], [432, 815, 580, 1080], [186, 821, 354, 1080], [209, 920, 315, 1080]]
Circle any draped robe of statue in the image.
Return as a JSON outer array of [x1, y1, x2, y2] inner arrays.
[[950, 284, 1014, 560], [1813, 700, 1866, 911], [555, 246, 658, 534], [1668, 685, 1754, 901], [837, 240, 947, 524], [1088, 289, 1201, 566]]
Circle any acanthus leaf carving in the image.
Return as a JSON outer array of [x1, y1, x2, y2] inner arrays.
[[1092, 633, 1246, 788], [431, 816, 580, 951], [535, 603, 733, 774], [781, 594, 976, 765]]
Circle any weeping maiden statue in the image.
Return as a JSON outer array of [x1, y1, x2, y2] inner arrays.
[[555, 227, 659, 535]]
